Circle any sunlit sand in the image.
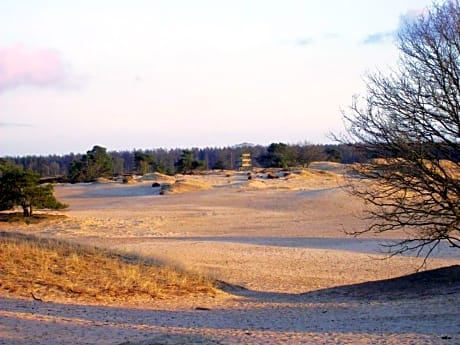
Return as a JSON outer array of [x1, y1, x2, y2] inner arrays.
[[1, 163, 459, 344]]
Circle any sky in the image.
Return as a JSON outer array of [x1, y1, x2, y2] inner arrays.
[[0, 0, 434, 156]]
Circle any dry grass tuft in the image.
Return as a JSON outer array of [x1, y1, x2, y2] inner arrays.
[[0, 212, 67, 224], [0, 232, 217, 305], [138, 172, 176, 183], [297, 168, 339, 179], [169, 178, 212, 193]]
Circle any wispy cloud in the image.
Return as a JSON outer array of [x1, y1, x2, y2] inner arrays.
[[323, 33, 340, 40], [296, 38, 314, 46], [294, 32, 340, 47], [0, 122, 34, 128], [0, 45, 81, 92], [362, 31, 394, 45], [363, 7, 428, 45]]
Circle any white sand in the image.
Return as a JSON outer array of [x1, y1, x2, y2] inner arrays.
[[1, 168, 459, 344]]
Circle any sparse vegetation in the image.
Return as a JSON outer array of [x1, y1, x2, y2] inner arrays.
[[122, 175, 135, 184], [0, 232, 217, 304], [0, 212, 66, 224]]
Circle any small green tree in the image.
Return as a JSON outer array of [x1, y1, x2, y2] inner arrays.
[[69, 145, 114, 182], [0, 164, 67, 217], [174, 150, 205, 174], [134, 151, 155, 175], [256, 143, 296, 168], [212, 160, 226, 170]]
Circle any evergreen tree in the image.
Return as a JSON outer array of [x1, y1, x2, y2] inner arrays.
[[0, 163, 67, 217], [69, 146, 114, 182], [134, 151, 155, 175], [256, 143, 296, 168], [174, 150, 205, 174]]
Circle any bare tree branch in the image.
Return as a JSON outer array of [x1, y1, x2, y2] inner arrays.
[[339, 1, 460, 261]]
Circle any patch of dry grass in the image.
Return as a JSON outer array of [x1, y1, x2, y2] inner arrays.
[[0, 212, 67, 224], [0, 232, 217, 304], [167, 178, 212, 194]]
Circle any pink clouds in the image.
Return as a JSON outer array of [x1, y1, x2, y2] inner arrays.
[[0, 45, 72, 91]]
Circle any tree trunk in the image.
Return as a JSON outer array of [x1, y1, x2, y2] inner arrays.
[[22, 205, 31, 217]]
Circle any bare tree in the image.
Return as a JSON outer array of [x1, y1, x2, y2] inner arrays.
[[294, 141, 326, 168], [340, 1, 460, 260]]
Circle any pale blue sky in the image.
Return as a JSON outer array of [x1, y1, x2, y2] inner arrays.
[[0, 0, 432, 156]]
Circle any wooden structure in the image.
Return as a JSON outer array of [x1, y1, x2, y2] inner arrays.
[[239, 153, 252, 171]]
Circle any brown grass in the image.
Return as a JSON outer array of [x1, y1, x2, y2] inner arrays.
[[0, 232, 217, 305], [0, 212, 67, 224], [170, 178, 212, 193]]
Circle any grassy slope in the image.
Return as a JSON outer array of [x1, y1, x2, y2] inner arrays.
[[0, 231, 216, 304]]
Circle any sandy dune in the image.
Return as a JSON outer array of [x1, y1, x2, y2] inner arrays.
[[1, 166, 459, 344]]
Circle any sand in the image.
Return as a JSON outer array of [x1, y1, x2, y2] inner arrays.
[[1, 165, 459, 344]]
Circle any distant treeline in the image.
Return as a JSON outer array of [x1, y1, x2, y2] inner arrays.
[[7, 141, 458, 180], [1, 143, 366, 179]]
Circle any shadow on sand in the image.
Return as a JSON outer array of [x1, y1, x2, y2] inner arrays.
[[307, 264, 460, 300], [118, 334, 224, 345], [217, 264, 460, 303], [1, 265, 459, 344]]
